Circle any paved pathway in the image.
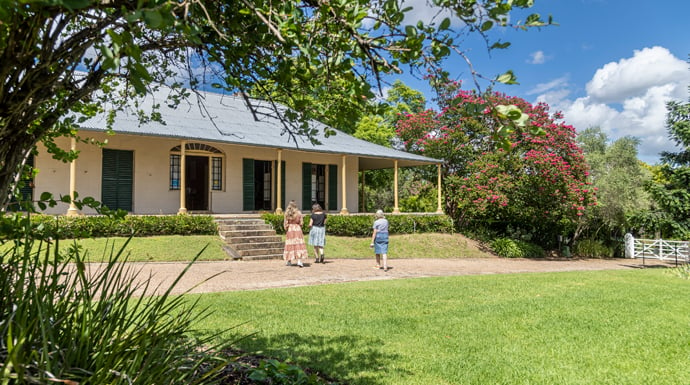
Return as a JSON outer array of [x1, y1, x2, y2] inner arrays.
[[112, 257, 655, 296]]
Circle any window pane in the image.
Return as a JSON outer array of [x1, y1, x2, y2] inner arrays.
[[212, 157, 222, 191], [170, 154, 180, 190]]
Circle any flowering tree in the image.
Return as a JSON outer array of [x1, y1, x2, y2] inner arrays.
[[396, 87, 596, 245]]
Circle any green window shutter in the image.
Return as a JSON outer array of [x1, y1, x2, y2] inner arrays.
[[101, 149, 133, 211], [243, 158, 254, 211], [302, 162, 312, 210], [328, 164, 337, 211]]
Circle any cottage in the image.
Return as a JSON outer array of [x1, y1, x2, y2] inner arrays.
[[28, 90, 442, 215]]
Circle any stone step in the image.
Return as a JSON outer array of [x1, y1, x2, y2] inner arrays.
[[238, 253, 284, 261], [224, 235, 283, 244], [237, 247, 285, 257], [216, 216, 284, 261], [218, 223, 272, 232], [233, 241, 284, 251], [219, 229, 278, 238]]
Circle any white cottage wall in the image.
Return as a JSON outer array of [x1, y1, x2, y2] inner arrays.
[[32, 132, 360, 215]]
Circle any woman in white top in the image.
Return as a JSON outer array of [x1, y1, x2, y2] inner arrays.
[[370, 209, 389, 271]]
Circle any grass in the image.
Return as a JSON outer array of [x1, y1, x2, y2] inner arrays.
[[0, 235, 229, 262], [193, 269, 690, 385], [0, 233, 492, 262]]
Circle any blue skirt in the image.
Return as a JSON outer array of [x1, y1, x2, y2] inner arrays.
[[374, 232, 389, 254], [308, 226, 326, 247]]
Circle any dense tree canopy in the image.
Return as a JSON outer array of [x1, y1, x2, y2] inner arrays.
[[0, 0, 552, 210], [396, 85, 596, 245], [640, 98, 690, 238], [577, 127, 651, 241]]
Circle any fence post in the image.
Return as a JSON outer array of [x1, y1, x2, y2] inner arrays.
[[624, 233, 635, 259]]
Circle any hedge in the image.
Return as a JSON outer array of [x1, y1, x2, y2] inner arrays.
[[2, 214, 218, 239], [261, 213, 454, 236]]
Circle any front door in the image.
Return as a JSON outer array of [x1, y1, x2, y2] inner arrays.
[[254, 160, 272, 210], [185, 155, 209, 211]]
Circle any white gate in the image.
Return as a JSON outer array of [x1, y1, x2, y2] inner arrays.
[[624, 233, 690, 265]]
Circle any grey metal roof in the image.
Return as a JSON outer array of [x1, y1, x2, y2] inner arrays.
[[77, 89, 441, 170]]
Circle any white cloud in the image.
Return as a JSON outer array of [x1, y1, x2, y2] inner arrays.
[[529, 50, 546, 64], [535, 46, 690, 164], [586, 46, 689, 103], [528, 75, 570, 95]]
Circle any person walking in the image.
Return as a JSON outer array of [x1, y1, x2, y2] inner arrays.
[[370, 209, 389, 271], [308, 203, 327, 264], [283, 200, 308, 267]]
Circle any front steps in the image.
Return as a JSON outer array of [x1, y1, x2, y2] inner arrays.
[[216, 216, 284, 260]]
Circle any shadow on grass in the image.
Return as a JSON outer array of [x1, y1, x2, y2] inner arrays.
[[236, 332, 410, 385]]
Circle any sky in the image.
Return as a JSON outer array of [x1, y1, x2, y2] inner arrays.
[[390, 0, 690, 164]]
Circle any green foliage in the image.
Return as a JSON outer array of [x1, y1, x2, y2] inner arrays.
[[397, 85, 595, 247], [261, 213, 453, 236], [0, 216, 231, 384], [641, 97, 690, 239], [0, 0, 553, 210], [490, 237, 545, 258], [248, 359, 324, 385], [572, 239, 614, 258], [0, 213, 217, 240], [577, 127, 652, 241]]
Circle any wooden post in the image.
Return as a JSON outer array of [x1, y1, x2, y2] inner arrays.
[[436, 163, 443, 214], [392, 160, 400, 214], [178, 140, 187, 214], [66, 137, 80, 216]]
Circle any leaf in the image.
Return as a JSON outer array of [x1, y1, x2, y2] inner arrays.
[[490, 41, 511, 50], [495, 70, 518, 85], [59, 0, 90, 11], [143, 10, 163, 28], [439, 17, 451, 30], [480, 20, 493, 32]]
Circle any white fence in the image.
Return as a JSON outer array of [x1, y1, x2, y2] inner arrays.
[[624, 233, 690, 265]]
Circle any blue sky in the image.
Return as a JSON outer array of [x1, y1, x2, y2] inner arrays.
[[390, 0, 690, 164]]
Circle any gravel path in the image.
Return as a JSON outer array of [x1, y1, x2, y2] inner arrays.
[[112, 257, 656, 296]]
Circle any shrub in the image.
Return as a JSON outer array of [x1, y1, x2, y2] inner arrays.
[[12, 214, 218, 239], [0, 213, 231, 384], [490, 237, 545, 258], [572, 239, 614, 258], [261, 213, 454, 236]]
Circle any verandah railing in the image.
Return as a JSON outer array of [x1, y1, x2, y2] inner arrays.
[[624, 233, 690, 265]]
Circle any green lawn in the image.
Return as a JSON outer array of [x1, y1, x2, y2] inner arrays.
[[193, 269, 690, 385], [1, 233, 491, 262]]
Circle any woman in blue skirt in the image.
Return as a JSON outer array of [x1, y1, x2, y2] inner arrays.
[[308, 203, 327, 264], [370, 209, 389, 271]]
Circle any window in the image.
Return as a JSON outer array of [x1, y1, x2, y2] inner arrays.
[[212, 157, 222, 191], [170, 154, 180, 190]]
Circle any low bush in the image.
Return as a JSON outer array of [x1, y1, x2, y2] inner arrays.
[[7, 214, 218, 239], [261, 213, 454, 236], [490, 237, 546, 258], [572, 239, 614, 258], [0, 213, 231, 384]]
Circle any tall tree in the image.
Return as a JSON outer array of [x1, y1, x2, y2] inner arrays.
[[396, 87, 595, 245], [577, 127, 651, 241], [642, 96, 690, 238], [0, 0, 552, 209]]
